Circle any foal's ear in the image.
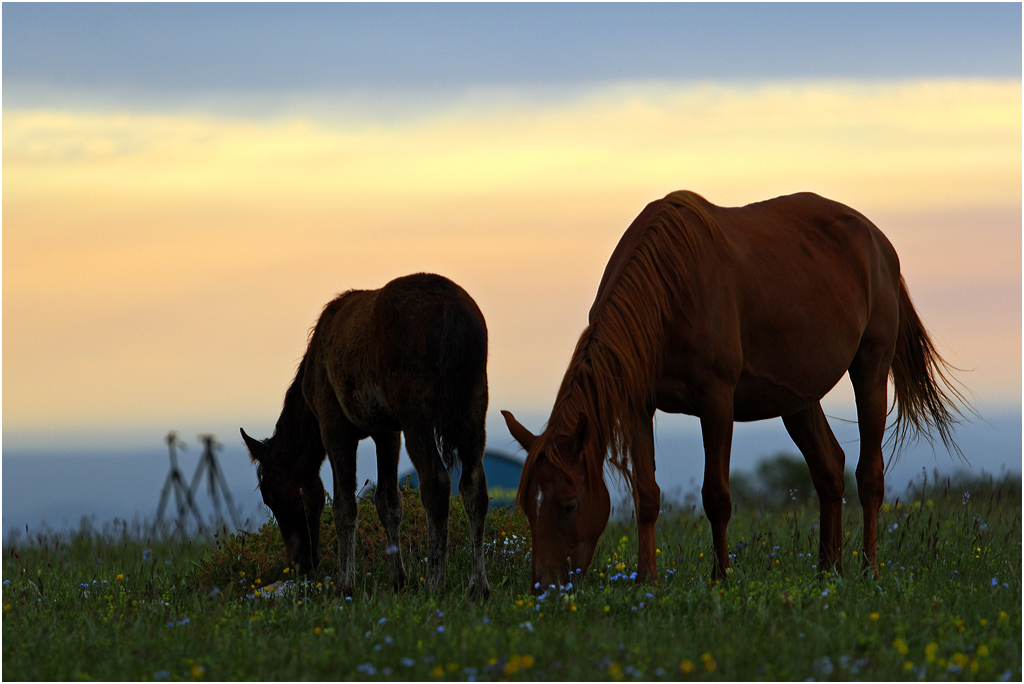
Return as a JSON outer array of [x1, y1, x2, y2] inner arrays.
[[240, 428, 267, 463], [501, 410, 536, 452]]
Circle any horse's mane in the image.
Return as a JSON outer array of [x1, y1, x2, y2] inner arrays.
[[518, 191, 722, 505]]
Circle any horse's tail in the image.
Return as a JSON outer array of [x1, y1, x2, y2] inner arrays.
[[434, 298, 488, 471], [889, 275, 970, 462]]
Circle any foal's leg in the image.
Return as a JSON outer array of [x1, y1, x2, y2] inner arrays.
[[700, 394, 734, 580], [458, 450, 492, 599], [631, 414, 661, 584], [322, 428, 361, 596], [405, 426, 451, 595], [782, 403, 846, 574], [372, 431, 408, 592], [849, 353, 891, 579]]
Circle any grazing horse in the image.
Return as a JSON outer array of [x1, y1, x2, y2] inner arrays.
[[242, 273, 491, 597], [502, 191, 967, 591]]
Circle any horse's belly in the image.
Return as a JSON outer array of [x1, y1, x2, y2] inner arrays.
[[732, 368, 845, 421], [338, 384, 402, 433]]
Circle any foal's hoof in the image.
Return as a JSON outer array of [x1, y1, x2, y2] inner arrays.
[[470, 582, 492, 601]]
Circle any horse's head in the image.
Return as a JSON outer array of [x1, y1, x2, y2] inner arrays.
[[241, 428, 325, 574], [502, 410, 611, 593]]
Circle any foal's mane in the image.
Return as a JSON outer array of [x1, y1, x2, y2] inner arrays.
[[518, 191, 722, 504]]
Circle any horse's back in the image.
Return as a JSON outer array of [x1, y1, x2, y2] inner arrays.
[[308, 273, 487, 439], [648, 192, 902, 420]]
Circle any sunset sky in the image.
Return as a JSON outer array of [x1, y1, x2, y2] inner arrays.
[[3, 3, 1020, 451]]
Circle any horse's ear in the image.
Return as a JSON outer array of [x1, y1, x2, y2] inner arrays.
[[240, 428, 267, 463], [571, 413, 589, 454], [501, 410, 536, 452]]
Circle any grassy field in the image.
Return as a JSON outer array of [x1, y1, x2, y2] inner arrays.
[[3, 472, 1020, 681]]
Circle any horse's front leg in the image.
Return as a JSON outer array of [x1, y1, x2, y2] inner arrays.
[[631, 412, 660, 584], [372, 431, 409, 592], [699, 393, 734, 581], [323, 429, 360, 597]]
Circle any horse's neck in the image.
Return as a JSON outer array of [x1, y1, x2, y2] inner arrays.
[[273, 368, 324, 473]]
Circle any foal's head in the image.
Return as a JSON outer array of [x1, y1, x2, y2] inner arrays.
[[241, 428, 325, 574], [502, 411, 611, 592]]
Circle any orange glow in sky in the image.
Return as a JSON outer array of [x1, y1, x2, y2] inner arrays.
[[3, 79, 1021, 438]]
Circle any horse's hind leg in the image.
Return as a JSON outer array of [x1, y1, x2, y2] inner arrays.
[[405, 426, 451, 595], [372, 432, 408, 592], [458, 449, 492, 599], [782, 403, 846, 574], [849, 350, 891, 579]]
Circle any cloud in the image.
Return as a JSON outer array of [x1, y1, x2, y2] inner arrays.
[[3, 79, 1020, 432]]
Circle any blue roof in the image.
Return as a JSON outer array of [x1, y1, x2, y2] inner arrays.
[[398, 450, 522, 507]]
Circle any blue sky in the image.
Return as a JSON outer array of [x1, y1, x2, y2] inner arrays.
[[3, 3, 1019, 534], [3, 2, 1020, 446], [4, 3, 1020, 101]]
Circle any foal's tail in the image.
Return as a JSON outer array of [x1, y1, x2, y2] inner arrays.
[[435, 300, 488, 470], [889, 276, 971, 461]]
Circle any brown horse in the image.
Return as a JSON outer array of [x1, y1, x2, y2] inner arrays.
[[242, 273, 490, 597], [502, 191, 967, 591]]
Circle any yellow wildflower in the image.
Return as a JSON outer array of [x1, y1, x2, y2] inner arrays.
[[893, 638, 909, 656], [701, 653, 717, 672], [869, 612, 880, 621], [679, 659, 694, 675], [925, 642, 939, 662]]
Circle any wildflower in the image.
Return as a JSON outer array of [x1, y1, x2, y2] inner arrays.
[[869, 612, 880, 621], [190, 663, 204, 678], [977, 645, 989, 657], [357, 663, 377, 676], [998, 610, 1008, 620], [282, 567, 289, 574], [142, 549, 152, 561], [893, 638, 909, 656], [903, 661, 915, 672], [314, 626, 322, 634], [701, 653, 717, 672], [925, 642, 939, 662], [116, 573, 125, 580], [155, 670, 170, 680], [431, 665, 444, 677], [400, 658, 415, 668]]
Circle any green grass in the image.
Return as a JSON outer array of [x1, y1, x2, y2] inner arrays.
[[3, 474, 1020, 681]]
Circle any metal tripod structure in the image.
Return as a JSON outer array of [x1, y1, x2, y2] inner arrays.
[[190, 434, 243, 531], [155, 432, 242, 533], [155, 432, 205, 533]]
